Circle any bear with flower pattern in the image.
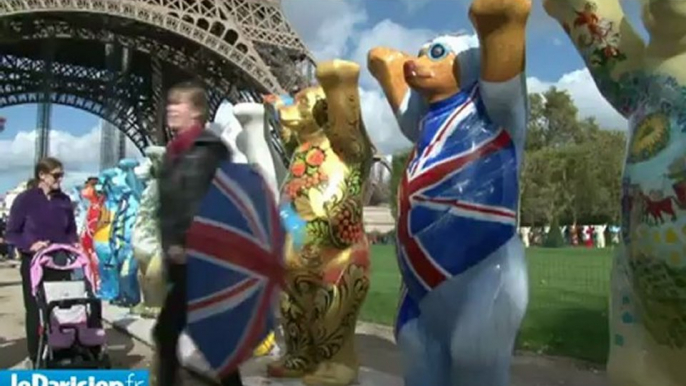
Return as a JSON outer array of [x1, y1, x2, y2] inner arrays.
[[265, 59, 374, 386]]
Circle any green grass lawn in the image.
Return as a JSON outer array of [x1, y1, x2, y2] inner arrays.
[[360, 245, 613, 364]]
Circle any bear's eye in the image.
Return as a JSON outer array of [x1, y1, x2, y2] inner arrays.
[[428, 43, 447, 60]]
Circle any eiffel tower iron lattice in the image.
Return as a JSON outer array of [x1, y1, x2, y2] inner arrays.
[[0, 0, 316, 151]]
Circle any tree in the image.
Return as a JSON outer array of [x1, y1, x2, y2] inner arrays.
[[520, 146, 575, 225], [582, 128, 626, 223], [525, 93, 546, 152], [525, 87, 585, 151], [542, 87, 586, 147], [521, 132, 625, 225], [520, 86, 626, 226]]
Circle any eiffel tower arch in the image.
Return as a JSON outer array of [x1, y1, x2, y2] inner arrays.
[[0, 0, 316, 152]]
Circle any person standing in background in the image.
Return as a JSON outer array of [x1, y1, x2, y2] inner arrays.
[[5, 157, 79, 367], [0, 213, 8, 260], [154, 80, 242, 386]]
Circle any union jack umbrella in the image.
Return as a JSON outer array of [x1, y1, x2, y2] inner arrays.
[[185, 161, 285, 378]]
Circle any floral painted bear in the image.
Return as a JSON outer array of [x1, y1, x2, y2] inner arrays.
[[266, 60, 374, 386]]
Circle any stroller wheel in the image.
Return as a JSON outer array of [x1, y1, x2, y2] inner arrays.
[[100, 353, 112, 369], [23, 358, 37, 370]]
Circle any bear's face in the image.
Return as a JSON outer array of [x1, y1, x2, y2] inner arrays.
[[143, 146, 166, 178], [81, 185, 98, 204], [277, 87, 326, 140], [404, 41, 460, 102], [641, 0, 686, 41]]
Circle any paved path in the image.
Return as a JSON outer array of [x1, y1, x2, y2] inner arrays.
[[0, 260, 609, 385], [0, 261, 206, 385]]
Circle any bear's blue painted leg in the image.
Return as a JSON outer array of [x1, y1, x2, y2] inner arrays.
[[396, 291, 450, 386], [447, 238, 528, 386]]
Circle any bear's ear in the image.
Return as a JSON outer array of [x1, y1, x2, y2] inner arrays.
[[454, 46, 481, 88], [395, 88, 428, 142], [452, 57, 462, 86]]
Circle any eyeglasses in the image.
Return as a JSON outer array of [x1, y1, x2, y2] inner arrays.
[[51, 172, 64, 179]]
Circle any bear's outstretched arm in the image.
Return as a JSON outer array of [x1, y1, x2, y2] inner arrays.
[[544, 0, 645, 117], [367, 48, 411, 114], [469, 0, 531, 83], [368, 48, 425, 142], [316, 60, 372, 165]]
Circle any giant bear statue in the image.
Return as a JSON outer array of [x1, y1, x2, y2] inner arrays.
[[79, 179, 102, 290], [367, 0, 531, 385], [94, 169, 119, 300], [70, 186, 88, 236], [234, 103, 285, 198], [265, 60, 374, 386], [544, 1, 686, 385], [131, 147, 167, 318], [111, 159, 143, 307]]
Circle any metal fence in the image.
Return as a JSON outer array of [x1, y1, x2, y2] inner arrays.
[[519, 247, 613, 363]]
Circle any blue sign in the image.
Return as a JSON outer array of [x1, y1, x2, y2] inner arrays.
[[0, 370, 149, 386]]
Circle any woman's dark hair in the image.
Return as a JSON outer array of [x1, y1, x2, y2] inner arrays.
[[167, 80, 209, 122], [28, 157, 63, 188]]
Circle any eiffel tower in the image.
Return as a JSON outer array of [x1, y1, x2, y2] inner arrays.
[[0, 0, 316, 160]]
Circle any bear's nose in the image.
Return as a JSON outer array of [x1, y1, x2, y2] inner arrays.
[[403, 60, 417, 76]]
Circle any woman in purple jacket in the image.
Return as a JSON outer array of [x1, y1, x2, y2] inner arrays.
[[6, 156, 79, 367]]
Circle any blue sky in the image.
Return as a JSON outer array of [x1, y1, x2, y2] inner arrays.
[[0, 0, 647, 194]]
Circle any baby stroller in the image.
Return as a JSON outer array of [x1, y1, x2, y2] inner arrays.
[[30, 244, 111, 368]]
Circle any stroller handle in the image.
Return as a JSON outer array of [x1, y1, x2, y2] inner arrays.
[[33, 243, 82, 259], [31, 243, 84, 268], [30, 243, 94, 297]]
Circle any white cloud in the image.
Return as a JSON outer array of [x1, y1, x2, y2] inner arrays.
[[527, 69, 627, 130], [282, 0, 368, 60], [359, 87, 413, 155], [0, 123, 143, 193]]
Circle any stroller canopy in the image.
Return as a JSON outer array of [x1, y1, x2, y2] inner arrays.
[[30, 244, 96, 296]]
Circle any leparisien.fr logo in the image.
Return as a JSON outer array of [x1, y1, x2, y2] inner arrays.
[[0, 370, 149, 386]]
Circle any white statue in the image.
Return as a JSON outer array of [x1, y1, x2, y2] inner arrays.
[[594, 224, 607, 249], [609, 225, 620, 245], [233, 102, 285, 199], [212, 102, 248, 164], [519, 227, 531, 248], [4, 181, 29, 214], [215, 102, 287, 358]]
